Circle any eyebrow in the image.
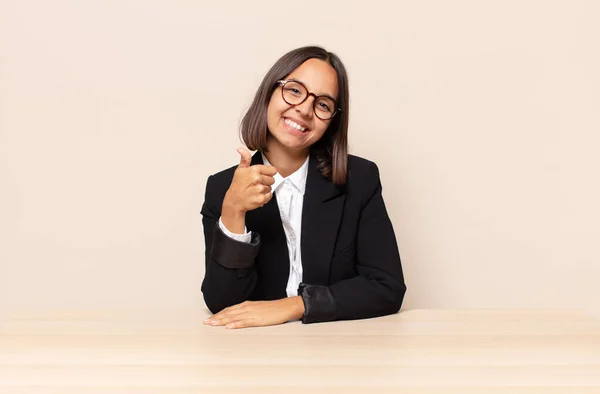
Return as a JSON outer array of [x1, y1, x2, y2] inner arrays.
[[287, 78, 337, 102]]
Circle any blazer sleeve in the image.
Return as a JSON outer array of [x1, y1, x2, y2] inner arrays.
[[200, 175, 260, 314], [299, 163, 406, 323]]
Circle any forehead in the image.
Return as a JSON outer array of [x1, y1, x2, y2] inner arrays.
[[285, 58, 339, 99]]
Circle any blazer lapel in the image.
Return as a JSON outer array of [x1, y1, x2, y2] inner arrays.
[[301, 154, 346, 286], [245, 152, 289, 299]]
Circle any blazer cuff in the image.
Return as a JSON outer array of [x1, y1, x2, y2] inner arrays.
[[298, 283, 337, 324], [211, 223, 260, 269]]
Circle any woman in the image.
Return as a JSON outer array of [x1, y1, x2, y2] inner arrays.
[[201, 46, 406, 329]]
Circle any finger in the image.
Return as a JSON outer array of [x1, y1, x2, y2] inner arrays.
[[255, 192, 272, 207], [212, 312, 253, 327], [237, 147, 252, 168], [212, 307, 249, 324], [226, 318, 258, 330], [253, 184, 272, 195], [253, 164, 277, 176], [250, 173, 263, 185], [250, 174, 274, 187], [209, 307, 232, 321], [263, 191, 273, 204], [205, 301, 249, 323], [260, 175, 275, 186]]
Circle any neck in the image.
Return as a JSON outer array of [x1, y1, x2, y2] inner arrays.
[[264, 141, 309, 178]]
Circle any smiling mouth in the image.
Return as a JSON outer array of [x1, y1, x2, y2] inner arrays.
[[284, 118, 308, 132]]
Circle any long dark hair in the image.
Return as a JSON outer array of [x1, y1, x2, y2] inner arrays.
[[240, 46, 349, 185]]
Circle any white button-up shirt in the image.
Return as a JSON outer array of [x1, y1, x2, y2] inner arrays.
[[218, 153, 309, 297]]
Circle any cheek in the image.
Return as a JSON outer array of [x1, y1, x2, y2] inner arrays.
[[312, 122, 330, 138], [266, 95, 285, 126], [266, 103, 280, 131]]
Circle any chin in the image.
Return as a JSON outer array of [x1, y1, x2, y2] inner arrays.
[[271, 128, 308, 147], [282, 140, 310, 152]]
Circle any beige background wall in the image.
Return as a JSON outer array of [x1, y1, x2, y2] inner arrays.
[[1, 1, 598, 316]]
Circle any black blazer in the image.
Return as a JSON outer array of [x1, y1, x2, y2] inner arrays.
[[200, 152, 406, 324]]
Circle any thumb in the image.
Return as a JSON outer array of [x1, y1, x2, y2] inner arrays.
[[237, 147, 252, 168]]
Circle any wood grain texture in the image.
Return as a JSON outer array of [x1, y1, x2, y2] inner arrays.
[[1, 309, 599, 393]]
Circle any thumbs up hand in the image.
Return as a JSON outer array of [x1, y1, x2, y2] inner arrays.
[[221, 147, 277, 233]]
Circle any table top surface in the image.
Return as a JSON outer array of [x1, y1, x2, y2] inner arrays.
[[1, 308, 599, 393]]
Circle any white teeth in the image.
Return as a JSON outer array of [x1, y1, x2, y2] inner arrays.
[[284, 118, 306, 132]]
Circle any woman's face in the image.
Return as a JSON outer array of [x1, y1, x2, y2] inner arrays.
[[266, 58, 339, 155]]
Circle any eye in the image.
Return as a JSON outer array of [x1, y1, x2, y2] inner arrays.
[[284, 87, 303, 96], [317, 101, 332, 112]]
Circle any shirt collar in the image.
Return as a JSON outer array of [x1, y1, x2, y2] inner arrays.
[[261, 153, 309, 195]]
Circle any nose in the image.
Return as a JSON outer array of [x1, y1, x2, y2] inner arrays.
[[295, 95, 315, 118]]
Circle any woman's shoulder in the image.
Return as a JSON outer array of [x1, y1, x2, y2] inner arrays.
[[209, 163, 238, 182], [344, 154, 383, 200], [347, 154, 381, 183], [204, 164, 238, 198]]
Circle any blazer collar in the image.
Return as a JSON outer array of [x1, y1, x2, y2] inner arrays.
[[304, 151, 344, 202], [251, 151, 342, 201], [301, 151, 346, 286]]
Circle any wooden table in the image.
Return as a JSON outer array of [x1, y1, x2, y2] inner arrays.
[[1, 309, 599, 393]]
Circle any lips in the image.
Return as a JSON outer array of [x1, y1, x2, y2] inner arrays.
[[284, 117, 309, 132]]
